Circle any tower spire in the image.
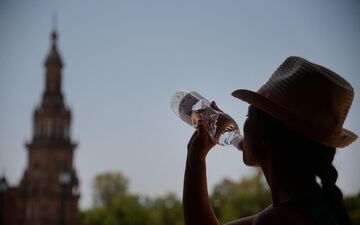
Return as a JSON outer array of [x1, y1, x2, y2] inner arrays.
[[41, 26, 64, 109], [45, 31, 62, 67], [45, 12, 62, 68]]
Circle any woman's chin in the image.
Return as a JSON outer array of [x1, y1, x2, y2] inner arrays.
[[243, 155, 259, 167]]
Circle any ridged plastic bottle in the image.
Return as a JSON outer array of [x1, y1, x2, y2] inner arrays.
[[171, 90, 243, 147]]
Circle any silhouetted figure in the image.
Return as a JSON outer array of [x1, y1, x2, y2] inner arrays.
[[183, 56, 357, 225]]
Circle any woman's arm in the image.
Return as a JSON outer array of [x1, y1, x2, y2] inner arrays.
[[182, 102, 256, 225], [183, 129, 256, 225], [183, 127, 220, 225]]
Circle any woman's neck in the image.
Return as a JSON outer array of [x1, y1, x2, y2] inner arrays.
[[261, 158, 318, 206]]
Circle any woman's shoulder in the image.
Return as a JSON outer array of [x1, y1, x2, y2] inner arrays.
[[224, 205, 316, 225], [253, 205, 316, 225]]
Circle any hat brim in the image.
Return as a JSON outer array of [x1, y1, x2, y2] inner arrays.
[[232, 89, 358, 148]]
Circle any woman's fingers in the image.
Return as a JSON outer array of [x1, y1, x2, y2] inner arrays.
[[187, 119, 216, 154]]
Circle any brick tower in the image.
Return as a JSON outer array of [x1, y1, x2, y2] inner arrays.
[[18, 29, 79, 225]]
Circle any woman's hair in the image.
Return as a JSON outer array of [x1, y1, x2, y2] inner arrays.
[[253, 107, 351, 225]]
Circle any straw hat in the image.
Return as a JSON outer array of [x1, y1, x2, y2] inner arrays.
[[232, 56, 357, 148]]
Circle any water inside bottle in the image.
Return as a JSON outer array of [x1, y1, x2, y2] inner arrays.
[[192, 104, 242, 146], [206, 111, 242, 146], [219, 129, 242, 146]]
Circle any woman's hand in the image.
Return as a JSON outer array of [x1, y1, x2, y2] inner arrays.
[[187, 121, 216, 158], [187, 101, 222, 158]]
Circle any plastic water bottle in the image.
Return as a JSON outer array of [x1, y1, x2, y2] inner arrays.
[[170, 90, 243, 147]]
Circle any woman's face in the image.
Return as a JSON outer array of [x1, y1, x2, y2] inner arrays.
[[240, 106, 265, 166]]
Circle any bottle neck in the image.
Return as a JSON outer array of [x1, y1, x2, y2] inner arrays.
[[229, 130, 243, 148]]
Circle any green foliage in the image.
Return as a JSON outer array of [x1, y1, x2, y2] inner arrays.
[[80, 170, 360, 225], [80, 195, 148, 225], [107, 195, 150, 225], [82, 171, 183, 225], [79, 207, 108, 225], [146, 193, 183, 225], [93, 171, 129, 207], [211, 169, 271, 223], [81, 193, 184, 225], [344, 193, 360, 225]]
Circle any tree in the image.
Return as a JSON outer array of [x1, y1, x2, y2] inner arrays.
[[81, 170, 360, 225], [147, 193, 183, 225], [82, 170, 184, 225], [210, 169, 271, 223], [81, 192, 184, 225], [93, 171, 129, 207]]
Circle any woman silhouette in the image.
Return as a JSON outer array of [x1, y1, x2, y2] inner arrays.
[[183, 57, 357, 225]]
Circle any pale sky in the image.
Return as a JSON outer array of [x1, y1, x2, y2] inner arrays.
[[1, 0, 359, 209]]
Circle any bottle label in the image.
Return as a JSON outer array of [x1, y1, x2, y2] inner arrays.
[[178, 92, 204, 126]]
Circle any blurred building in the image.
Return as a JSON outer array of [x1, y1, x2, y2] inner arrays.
[[0, 29, 80, 225]]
